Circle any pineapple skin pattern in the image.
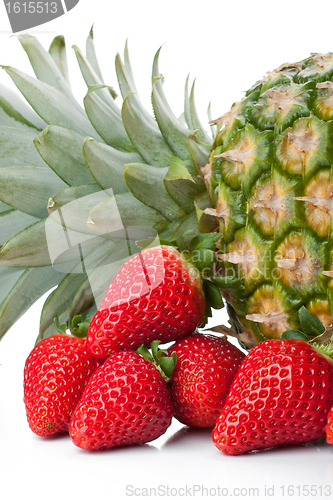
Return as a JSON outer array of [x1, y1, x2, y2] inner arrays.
[[0, 31, 333, 348], [208, 56, 333, 347]]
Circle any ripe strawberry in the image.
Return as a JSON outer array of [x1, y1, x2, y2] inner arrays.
[[69, 350, 174, 450], [168, 333, 245, 428], [325, 406, 333, 444], [213, 339, 333, 455], [24, 334, 102, 437], [86, 245, 205, 359]]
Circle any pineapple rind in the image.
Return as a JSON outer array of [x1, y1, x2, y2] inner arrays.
[[211, 52, 333, 344]]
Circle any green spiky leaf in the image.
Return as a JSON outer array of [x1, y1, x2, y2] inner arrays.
[[86, 26, 104, 84], [189, 79, 211, 146], [0, 166, 66, 219], [39, 271, 88, 338], [188, 130, 210, 175], [34, 126, 95, 186], [0, 82, 45, 131], [194, 192, 217, 233], [0, 266, 63, 339], [88, 192, 169, 235], [0, 209, 38, 246], [164, 156, 204, 213], [0, 126, 45, 168], [125, 163, 186, 220], [121, 92, 173, 167], [83, 137, 141, 192], [152, 76, 192, 163], [84, 89, 134, 151], [0, 267, 25, 305], [18, 34, 74, 104], [0, 220, 49, 267], [53, 315, 67, 334], [2, 65, 100, 138], [115, 52, 153, 127], [49, 35, 70, 85], [123, 40, 138, 94], [73, 45, 118, 110]]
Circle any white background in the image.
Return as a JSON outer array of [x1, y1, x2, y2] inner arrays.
[[1, 1, 333, 499]]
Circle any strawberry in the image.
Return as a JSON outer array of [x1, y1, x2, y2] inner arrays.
[[24, 334, 102, 437], [86, 245, 205, 359], [325, 406, 333, 444], [69, 350, 174, 450], [168, 333, 245, 428], [213, 339, 333, 455]]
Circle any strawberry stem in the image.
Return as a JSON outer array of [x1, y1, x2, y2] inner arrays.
[[136, 341, 177, 381], [70, 315, 92, 338]]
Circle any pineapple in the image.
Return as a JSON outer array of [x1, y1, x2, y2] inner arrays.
[[208, 57, 333, 346], [0, 30, 333, 349]]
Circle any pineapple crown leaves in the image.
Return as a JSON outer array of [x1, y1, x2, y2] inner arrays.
[[86, 83, 117, 97], [137, 340, 177, 381], [0, 30, 220, 342], [53, 315, 67, 335]]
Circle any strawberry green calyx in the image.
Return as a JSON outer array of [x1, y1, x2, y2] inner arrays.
[[137, 341, 177, 382], [70, 315, 92, 338], [53, 314, 92, 339]]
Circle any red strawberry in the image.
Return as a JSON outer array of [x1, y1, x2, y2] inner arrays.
[[168, 333, 245, 428], [69, 350, 174, 450], [213, 339, 333, 455], [86, 245, 205, 359], [24, 334, 102, 437], [325, 406, 333, 444]]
